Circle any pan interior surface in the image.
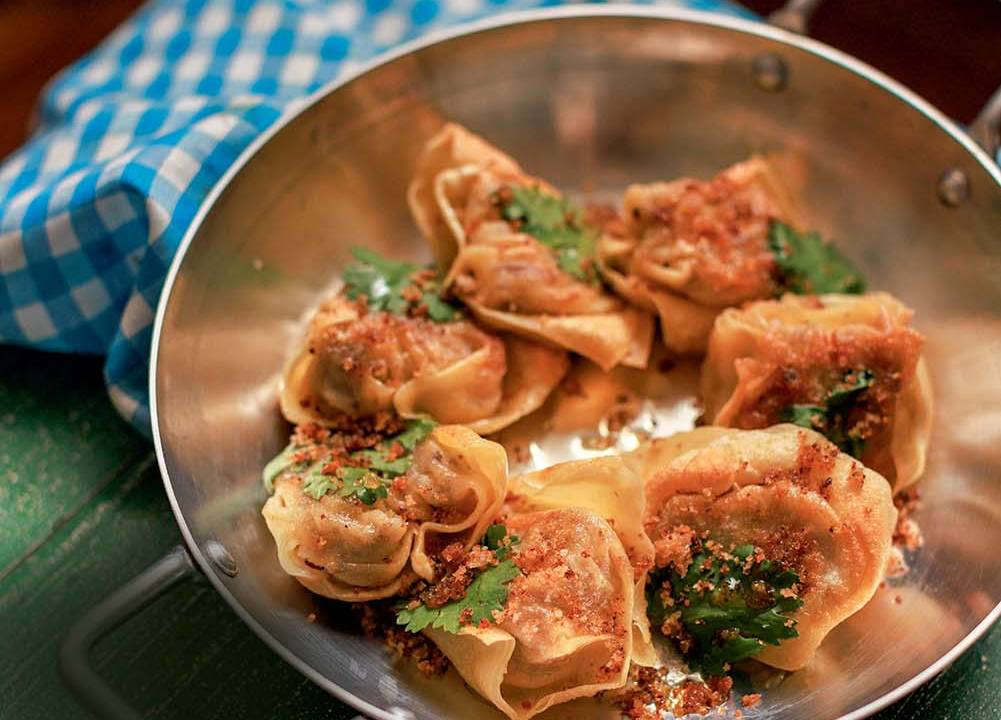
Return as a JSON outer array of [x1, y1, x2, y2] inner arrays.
[[152, 11, 1001, 720]]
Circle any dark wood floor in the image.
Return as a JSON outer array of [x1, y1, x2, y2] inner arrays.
[[0, 0, 999, 159]]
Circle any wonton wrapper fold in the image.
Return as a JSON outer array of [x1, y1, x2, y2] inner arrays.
[[427, 508, 634, 720], [598, 157, 800, 355], [405, 425, 509, 581], [280, 296, 567, 434], [262, 478, 415, 601], [701, 292, 933, 489], [408, 123, 653, 370], [262, 426, 509, 599], [510, 456, 657, 667], [642, 425, 897, 671]]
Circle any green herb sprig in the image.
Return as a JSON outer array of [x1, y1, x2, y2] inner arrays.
[[781, 369, 875, 457], [647, 542, 804, 677], [396, 524, 522, 634], [769, 220, 866, 295], [342, 247, 460, 322], [263, 418, 438, 505], [499, 185, 600, 284]]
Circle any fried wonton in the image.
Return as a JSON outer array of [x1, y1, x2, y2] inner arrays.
[[425, 508, 634, 720], [597, 158, 801, 354], [510, 455, 657, 666], [642, 425, 897, 671], [408, 123, 653, 371], [280, 294, 568, 434], [261, 423, 507, 600], [701, 292, 932, 489]]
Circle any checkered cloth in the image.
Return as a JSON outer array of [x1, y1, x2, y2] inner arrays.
[[0, 0, 751, 435]]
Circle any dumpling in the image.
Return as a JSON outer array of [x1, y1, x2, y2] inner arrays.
[[598, 158, 829, 355], [261, 421, 507, 600], [701, 292, 933, 489], [408, 123, 653, 371], [422, 508, 634, 720], [642, 425, 897, 672], [509, 455, 658, 665], [280, 248, 569, 434], [399, 425, 509, 580]]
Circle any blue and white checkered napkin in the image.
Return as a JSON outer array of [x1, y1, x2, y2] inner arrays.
[[0, 0, 750, 435]]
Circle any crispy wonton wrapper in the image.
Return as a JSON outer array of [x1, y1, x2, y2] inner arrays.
[[425, 508, 634, 720], [701, 292, 933, 489], [641, 425, 897, 671], [408, 123, 653, 371], [598, 157, 800, 355], [280, 295, 568, 434], [262, 426, 507, 599], [509, 455, 658, 666]]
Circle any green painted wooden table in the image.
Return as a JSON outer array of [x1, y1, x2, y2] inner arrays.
[[0, 344, 997, 720]]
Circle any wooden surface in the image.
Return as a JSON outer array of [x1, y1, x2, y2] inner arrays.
[[0, 0, 999, 718], [0, 348, 999, 720]]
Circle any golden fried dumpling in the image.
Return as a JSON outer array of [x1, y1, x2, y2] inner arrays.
[[425, 508, 634, 720], [408, 123, 653, 371], [400, 425, 508, 580], [701, 292, 932, 489], [510, 456, 657, 665], [642, 425, 897, 671], [281, 294, 568, 434], [261, 423, 507, 600], [263, 475, 415, 601], [598, 158, 800, 354]]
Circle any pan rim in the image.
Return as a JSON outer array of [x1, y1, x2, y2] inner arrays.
[[149, 6, 1001, 720]]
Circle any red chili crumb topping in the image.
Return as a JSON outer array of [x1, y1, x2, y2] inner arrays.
[[354, 602, 449, 677], [603, 665, 733, 719]]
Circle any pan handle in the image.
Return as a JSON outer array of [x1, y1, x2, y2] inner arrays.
[[768, 0, 826, 35], [59, 545, 197, 720], [769, 0, 1001, 163], [970, 85, 1001, 159]]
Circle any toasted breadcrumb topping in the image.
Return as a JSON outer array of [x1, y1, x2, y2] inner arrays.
[[604, 665, 733, 719], [355, 602, 449, 676]]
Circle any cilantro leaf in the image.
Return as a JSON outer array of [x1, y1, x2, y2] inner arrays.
[[396, 558, 521, 634], [284, 418, 438, 504], [499, 185, 600, 284], [769, 220, 866, 295], [337, 466, 389, 505], [302, 469, 337, 500], [648, 540, 804, 677], [341, 247, 460, 322], [394, 417, 438, 452], [482, 523, 520, 561], [483, 524, 508, 550], [262, 443, 309, 494], [423, 291, 459, 322], [781, 369, 875, 457], [781, 404, 826, 430]]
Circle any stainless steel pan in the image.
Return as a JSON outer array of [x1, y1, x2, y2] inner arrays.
[[61, 5, 1001, 720]]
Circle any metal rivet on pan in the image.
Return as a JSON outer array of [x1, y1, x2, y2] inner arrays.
[[205, 540, 238, 577], [937, 167, 970, 207], [752, 53, 788, 92]]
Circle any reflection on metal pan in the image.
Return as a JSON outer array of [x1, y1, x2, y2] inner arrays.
[[143, 7, 1001, 720]]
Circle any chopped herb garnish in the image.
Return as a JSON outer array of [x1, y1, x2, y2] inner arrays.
[[397, 525, 522, 634], [336, 466, 388, 505], [263, 418, 438, 505], [781, 369, 875, 457], [769, 220, 866, 295], [262, 443, 307, 494], [483, 523, 520, 561], [391, 417, 437, 452], [499, 185, 600, 284], [342, 246, 461, 322], [301, 469, 337, 501], [648, 542, 803, 677]]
